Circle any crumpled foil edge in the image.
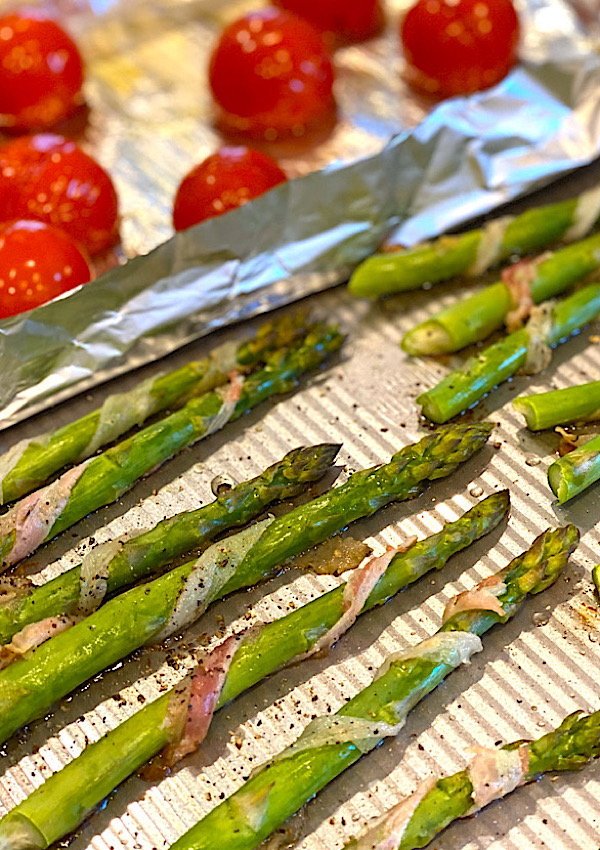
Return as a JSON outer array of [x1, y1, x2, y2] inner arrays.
[[0, 0, 598, 429]]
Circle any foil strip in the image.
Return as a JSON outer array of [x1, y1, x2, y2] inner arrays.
[[0, 0, 598, 428]]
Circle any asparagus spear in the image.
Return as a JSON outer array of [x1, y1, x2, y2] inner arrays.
[[168, 524, 579, 850], [513, 381, 600, 430], [0, 312, 310, 506], [418, 284, 600, 423], [547, 433, 600, 503], [348, 187, 600, 299], [218, 491, 509, 706], [345, 709, 600, 850], [0, 443, 340, 648], [402, 232, 600, 355], [0, 493, 509, 849], [0, 422, 494, 744], [0, 324, 344, 573]]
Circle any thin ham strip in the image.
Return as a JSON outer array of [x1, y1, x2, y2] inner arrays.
[[0, 433, 50, 504], [521, 303, 553, 375], [564, 185, 600, 242], [502, 253, 551, 333], [0, 461, 90, 570], [467, 216, 512, 277], [442, 577, 507, 624], [164, 633, 244, 765], [262, 714, 404, 774], [296, 543, 415, 663], [203, 371, 244, 439], [351, 778, 437, 850], [466, 744, 530, 812], [375, 632, 483, 682], [231, 784, 274, 833], [0, 616, 74, 670]]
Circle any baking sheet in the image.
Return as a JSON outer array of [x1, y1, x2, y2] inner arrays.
[[1, 0, 600, 427], [1, 268, 600, 849]]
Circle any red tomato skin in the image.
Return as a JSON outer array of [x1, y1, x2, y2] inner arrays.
[[0, 220, 91, 319], [400, 0, 520, 98], [0, 134, 119, 255], [273, 0, 385, 45], [173, 147, 287, 231], [208, 9, 336, 140], [0, 13, 84, 131]]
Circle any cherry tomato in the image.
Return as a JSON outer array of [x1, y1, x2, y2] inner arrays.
[[0, 220, 91, 319], [208, 9, 336, 141], [0, 134, 119, 255], [273, 0, 385, 45], [173, 147, 287, 231], [0, 12, 84, 131], [400, 0, 520, 98]]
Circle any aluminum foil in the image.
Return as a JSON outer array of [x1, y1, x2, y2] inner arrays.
[[0, 0, 599, 428]]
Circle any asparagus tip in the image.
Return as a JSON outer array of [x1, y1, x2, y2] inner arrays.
[[487, 488, 511, 512], [290, 443, 342, 472], [530, 524, 580, 595]]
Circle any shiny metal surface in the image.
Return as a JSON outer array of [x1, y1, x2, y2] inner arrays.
[[0, 0, 599, 427], [0, 275, 600, 848]]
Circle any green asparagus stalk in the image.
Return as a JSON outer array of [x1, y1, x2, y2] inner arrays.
[[547, 433, 600, 503], [345, 709, 600, 850], [348, 189, 598, 299], [402, 232, 600, 355], [0, 324, 344, 573], [0, 443, 340, 647], [418, 284, 600, 423], [168, 524, 579, 850], [0, 312, 310, 506], [0, 422, 494, 744], [513, 381, 600, 430], [0, 493, 509, 850], [217, 491, 509, 706]]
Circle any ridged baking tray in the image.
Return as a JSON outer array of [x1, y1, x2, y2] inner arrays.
[[1, 266, 600, 850]]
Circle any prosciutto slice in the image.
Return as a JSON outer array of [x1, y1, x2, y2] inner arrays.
[[351, 778, 437, 850], [0, 461, 90, 570], [564, 185, 600, 242], [164, 633, 244, 765], [466, 744, 530, 812], [467, 216, 512, 277], [443, 576, 507, 624], [296, 543, 414, 663], [203, 371, 244, 439], [0, 616, 74, 669], [502, 253, 551, 333], [521, 303, 553, 375]]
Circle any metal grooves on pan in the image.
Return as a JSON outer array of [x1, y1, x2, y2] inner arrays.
[[1, 281, 600, 850]]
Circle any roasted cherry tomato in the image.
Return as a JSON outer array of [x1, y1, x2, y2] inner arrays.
[[0, 220, 91, 319], [0, 12, 84, 131], [208, 9, 336, 140], [0, 134, 119, 255], [400, 0, 519, 98], [273, 0, 385, 45], [173, 147, 287, 231]]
